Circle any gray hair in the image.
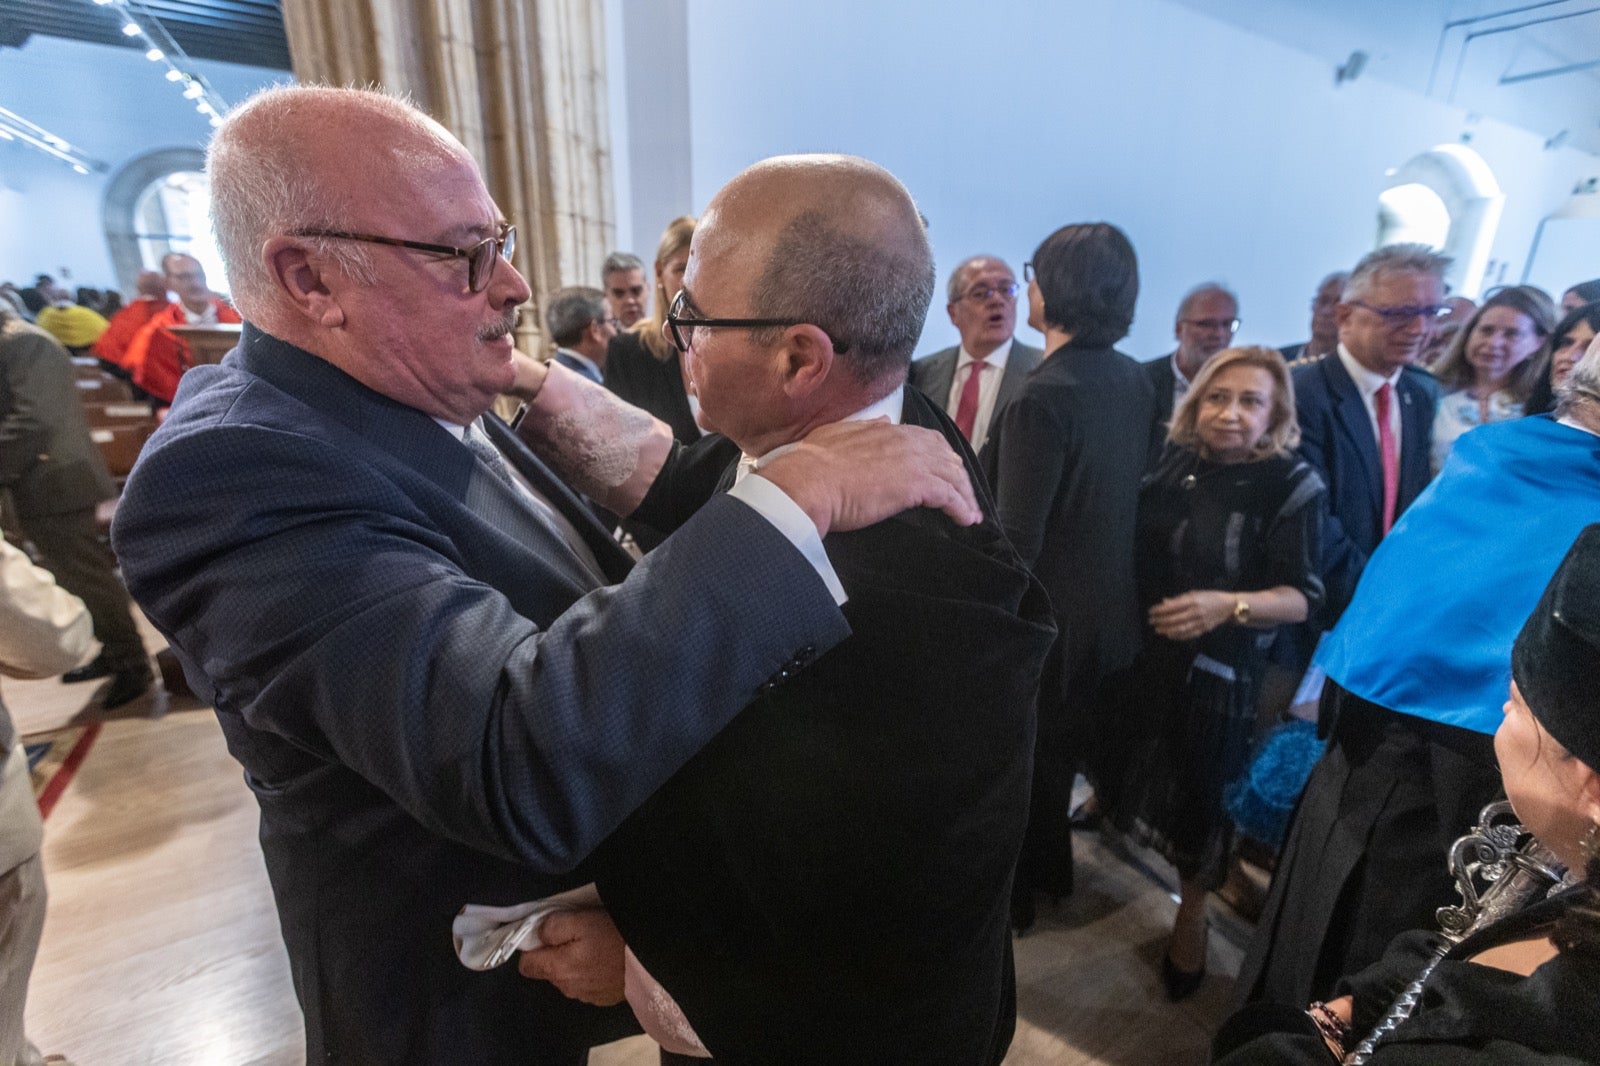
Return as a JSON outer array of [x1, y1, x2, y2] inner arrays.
[[1176, 281, 1238, 321], [206, 85, 459, 317], [1556, 340, 1600, 417], [945, 255, 1011, 304], [1343, 244, 1451, 303], [602, 251, 643, 279], [544, 286, 608, 347], [750, 208, 935, 385]]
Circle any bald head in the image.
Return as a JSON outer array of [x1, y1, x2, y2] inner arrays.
[[135, 270, 167, 300], [696, 154, 934, 385], [207, 85, 468, 325]]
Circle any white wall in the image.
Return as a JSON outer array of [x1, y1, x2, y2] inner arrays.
[[612, 0, 1600, 359], [0, 35, 285, 292]]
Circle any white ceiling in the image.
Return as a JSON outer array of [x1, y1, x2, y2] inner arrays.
[[1170, 0, 1600, 153]]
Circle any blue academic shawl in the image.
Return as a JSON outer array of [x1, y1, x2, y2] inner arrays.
[[1317, 416, 1600, 735]]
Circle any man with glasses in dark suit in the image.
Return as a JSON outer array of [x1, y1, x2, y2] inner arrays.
[[910, 256, 1043, 455], [1239, 243, 1458, 1009], [1145, 282, 1240, 425]]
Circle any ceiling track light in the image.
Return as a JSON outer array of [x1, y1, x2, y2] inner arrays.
[[95, 0, 231, 126], [0, 106, 108, 175]]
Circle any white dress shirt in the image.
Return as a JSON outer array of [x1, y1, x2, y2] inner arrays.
[[1170, 351, 1193, 408], [1336, 343, 1404, 450], [944, 339, 1012, 453]]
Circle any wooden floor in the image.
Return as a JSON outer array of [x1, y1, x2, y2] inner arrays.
[[12, 634, 1245, 1065]]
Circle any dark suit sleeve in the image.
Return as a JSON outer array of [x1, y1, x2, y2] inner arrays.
[[0, 333, 53, 486], [627, 432, 742, 534], [113, 423, 851, 875], [987, 390, 1067, 569], [1293, 392, 1364, 618]]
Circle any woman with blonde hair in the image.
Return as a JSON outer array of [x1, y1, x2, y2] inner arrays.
[[1429, 285, 1555, 471], [1104, 345, 1326, 1000], [602, 215, 702, 443]]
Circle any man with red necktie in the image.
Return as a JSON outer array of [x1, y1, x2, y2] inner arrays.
[[1239, 243, 1456, 1010], [910, 255, 1042, 456]]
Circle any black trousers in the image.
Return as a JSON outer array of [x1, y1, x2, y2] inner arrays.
[[16, 506, 149, 674], [1235, 682, 1501, 1008]]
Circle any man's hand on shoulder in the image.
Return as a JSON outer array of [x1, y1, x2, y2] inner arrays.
[[758, 418, 981, 537]]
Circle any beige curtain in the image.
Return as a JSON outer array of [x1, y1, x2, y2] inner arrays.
[[279, 0, 616, 355]]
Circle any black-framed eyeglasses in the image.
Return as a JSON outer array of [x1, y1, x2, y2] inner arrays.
[[961, 283, 1019, 304], [1347, 301, 1450, 327], [664, 290, 847, 354], [1181, 317, 1241, 333], [291, 223, 516, 294]]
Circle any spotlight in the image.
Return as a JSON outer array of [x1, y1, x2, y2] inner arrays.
[[122, 22, 142, 36], [146, 48, 164, 62], [165, 69, 183, 82], [73, 164, 88, 174], [183, 82, 204, 99]]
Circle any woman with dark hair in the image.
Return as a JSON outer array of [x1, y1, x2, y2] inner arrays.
[[983, 222, 1157, 931], [1429, 285, 1556, 472], [1107, 346, 1325, 1000], [1526, 301, 1600, 415], [1214, 524, 1600, 1064], [1560, 277, 1600, 312], [603, 216, 701, 443]]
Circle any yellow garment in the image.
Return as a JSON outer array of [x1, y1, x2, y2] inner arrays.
[[35, 304, 109, 348]]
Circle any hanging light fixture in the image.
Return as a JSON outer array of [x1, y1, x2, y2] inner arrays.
[[91, 0, 232, 126], [0, 107, 108, 174]]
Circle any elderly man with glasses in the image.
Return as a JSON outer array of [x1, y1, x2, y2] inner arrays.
[[909, 255, 1043, 453], [109, 86, 980, 1066], [1145, 281, 1241, 424]]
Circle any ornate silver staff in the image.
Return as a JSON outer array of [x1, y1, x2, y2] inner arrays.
[[1345, 800, 1569, 1064]]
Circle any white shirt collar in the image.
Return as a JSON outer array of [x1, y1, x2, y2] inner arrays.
[[1170, 350, 1191, 389], [957, 337, 1012, 370], [1337, 342, 1403, 397], [739, 385, 906, 479]]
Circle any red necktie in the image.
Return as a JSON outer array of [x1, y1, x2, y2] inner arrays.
[[1375, 381, 1399, 534], [954, 358, 987, 441]]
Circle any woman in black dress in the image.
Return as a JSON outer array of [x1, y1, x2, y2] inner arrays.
[[603, 215, 701, 443], [1107, 345, 1325, 1000], [1213, 525, 1600, 1064]]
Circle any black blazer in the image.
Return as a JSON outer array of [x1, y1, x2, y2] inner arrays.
[[602, 330, 700, 443], [984, 342, 1157, 696], [908, 339, 1044, 445], [1143, 351, 1179, 426], [1291, 353, 1439, 617], [597, 389, 1056, 1065]]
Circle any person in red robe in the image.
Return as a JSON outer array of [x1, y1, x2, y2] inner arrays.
[[123, 253, 241, 404], [92, 271, 172, 374]]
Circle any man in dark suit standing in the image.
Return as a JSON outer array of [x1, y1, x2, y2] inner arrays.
[[909, 255, 1043, 455], [1238, 243, 1456, 1008], [109, 86, 981, 1066], [520, 155, 1055, 1065], [542, 286, 615, 384], [0, 310, 153, 708], [1144, 282, 1239, 427]]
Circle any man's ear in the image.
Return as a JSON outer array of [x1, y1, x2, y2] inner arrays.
[[584, 319, 609, 350], [1333, 301, 1354, 333], [946, 302, 960, 329], [778, 324, 835, 399], [263, 236, 345, 328]]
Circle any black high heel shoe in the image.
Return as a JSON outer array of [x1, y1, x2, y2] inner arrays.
[[1161, 922, 1208, 1001], [1160, 949, 1206, 1001]]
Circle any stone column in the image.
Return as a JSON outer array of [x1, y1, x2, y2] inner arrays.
[[279, 0, 616, 353]]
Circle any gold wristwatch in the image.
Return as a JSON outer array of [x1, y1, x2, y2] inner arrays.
[[1232, 597, 1251, 625]]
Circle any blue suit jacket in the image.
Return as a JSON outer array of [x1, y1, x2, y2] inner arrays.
[[1291, 352, 1439, 617], [110, 325, 849, 1065], [553, 348, 603, 384]]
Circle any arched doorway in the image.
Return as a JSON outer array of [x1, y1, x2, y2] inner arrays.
[[1376, 145, 1503, 298], [103, 147, 225, 295]]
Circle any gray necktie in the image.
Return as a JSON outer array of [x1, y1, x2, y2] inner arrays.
[[465, 432, 517, 489]]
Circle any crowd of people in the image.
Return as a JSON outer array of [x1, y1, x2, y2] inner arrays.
[[1, 81, 1598, 1064]]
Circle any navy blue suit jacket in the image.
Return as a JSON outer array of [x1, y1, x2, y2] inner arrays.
[[553, 348, 603, 384], [1291, 352, 1439, 617], [110, 325, 849, 1065]]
